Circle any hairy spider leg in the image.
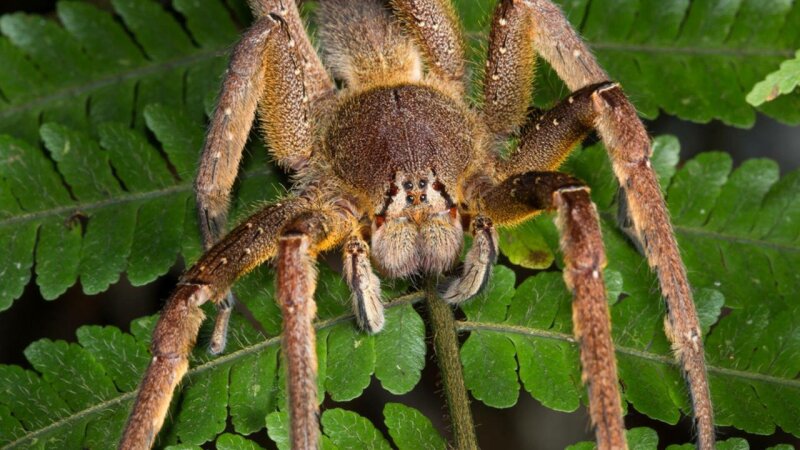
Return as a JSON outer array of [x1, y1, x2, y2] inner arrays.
[[277, 208, 353, 450], [482, 3, 714, 446], [469, 171, 624, 449], [119, 196, 346, 449], [390, 0, 467, 87], [195, 7, 333, 354], [248, 0, 334, 98]]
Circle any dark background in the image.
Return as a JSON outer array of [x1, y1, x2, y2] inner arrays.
[[1, 1, 799, 449]]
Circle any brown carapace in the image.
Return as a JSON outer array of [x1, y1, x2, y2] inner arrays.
[[119, 1, 714, 449]]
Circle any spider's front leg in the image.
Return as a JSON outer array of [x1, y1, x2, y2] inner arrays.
[[469, 172, 625, 450], [195, 4, 334, 354], [483, 2, 714, 448], [277, 208, 354, 450], [119, 197, 349, 449]]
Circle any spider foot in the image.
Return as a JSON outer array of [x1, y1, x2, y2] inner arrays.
[[208, 291, 236, 355]]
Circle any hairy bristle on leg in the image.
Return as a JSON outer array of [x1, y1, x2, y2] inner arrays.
[[119, 284, 209, 449], [343, 235, 385, 333], [390, 0, 467, 87], [120, 198, 322, 449], [591, 84, 714, 450], [480, 2, 715, 445], [278, 234, 320, 450], [440, 215, 498, 304], [208, 293, 234, 355], [554, 187, 626, 450]]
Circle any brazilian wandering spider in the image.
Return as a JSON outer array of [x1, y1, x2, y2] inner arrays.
[[120, 1, 714, 449]]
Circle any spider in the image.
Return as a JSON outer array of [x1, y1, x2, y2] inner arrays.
[[120, 1, 714, 449]]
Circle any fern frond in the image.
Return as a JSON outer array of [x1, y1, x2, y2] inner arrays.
[[0, 104, 278, 309], [0, 0, 238, 144]]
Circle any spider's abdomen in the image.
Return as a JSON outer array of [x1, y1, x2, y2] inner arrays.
[[324, 85, 476, 201]]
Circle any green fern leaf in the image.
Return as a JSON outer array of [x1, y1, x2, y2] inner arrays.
[[267, 406, 444, 450], [0, 0, 236, 144], [569, 427, 763, 450], [216, 433, 265, 450], [0, 105, 279, 310], [383, 403, 447, 450], [747, 49, 800, 106]]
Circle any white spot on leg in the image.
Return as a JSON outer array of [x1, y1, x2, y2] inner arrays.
[[224, 107, 232, 116], [213, 152, 221, 159], [244, 248, 252, 255], [491, 74, 500, 81], [225, 132, 234, 141], [592, 270, 599, 279], [499, 18, 508, 26], [573, 49, 582, 58], [553, 118, 559, 126], [499, 47, 507, 55]]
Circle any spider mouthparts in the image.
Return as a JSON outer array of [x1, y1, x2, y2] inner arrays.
[[409, 209, 426, 225]]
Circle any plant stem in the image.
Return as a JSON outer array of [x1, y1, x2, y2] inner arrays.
[[425, 278, 478, 450]]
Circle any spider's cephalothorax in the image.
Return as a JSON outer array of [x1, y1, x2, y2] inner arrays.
[[120, 1, 715, 449], [326, 84, 477, 280]]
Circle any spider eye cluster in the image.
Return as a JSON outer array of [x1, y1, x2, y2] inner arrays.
[[371, 172, 463, 278]]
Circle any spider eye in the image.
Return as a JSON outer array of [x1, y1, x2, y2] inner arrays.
[[403, 181, 414, 190], [419, 180, 427, 188], [406, 195, 414, 203], [420, 194, 427, 202]]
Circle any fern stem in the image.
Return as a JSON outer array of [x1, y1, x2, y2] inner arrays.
[[425, 278, 478, 450]]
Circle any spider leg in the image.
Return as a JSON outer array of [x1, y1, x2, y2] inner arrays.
[[482, 0, 538, 135], [343, 233, 385, 333], [248, 0, 334, 99], [496, 82, 604, 178], [197, 10, 334, 353], [277, 208, 353, 450], [390, 0, 467, 87], [472, 172, 625, 450], [484, 3, 714, 448], [119, 197, 346, 449]]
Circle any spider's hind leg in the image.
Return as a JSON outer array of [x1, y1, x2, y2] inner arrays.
[[390, 0, 467, 88]]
